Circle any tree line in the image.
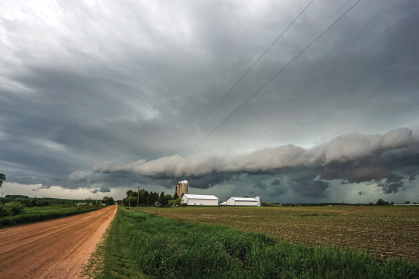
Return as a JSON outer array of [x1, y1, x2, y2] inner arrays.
[[122, 189, 181, 207]]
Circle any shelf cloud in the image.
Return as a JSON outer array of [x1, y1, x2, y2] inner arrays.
[[70, 128, 418, 196]]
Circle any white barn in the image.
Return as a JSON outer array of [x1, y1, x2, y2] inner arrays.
[[226, 197, 258, 206], [181, 194, 219, 206]]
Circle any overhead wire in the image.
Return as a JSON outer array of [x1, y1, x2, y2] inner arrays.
[[169, 0, 362, 166], [156, 0, 315, 167]]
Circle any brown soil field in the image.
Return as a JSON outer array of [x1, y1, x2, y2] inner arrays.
[[0, 205, 116, 279], [141, 205, 419, 262]]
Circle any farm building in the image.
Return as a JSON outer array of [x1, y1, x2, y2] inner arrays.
[[225, 197, 262, 207], [181, 194, 219, 206]]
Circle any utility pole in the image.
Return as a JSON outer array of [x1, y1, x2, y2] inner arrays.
[[137, 186, 139, 211]]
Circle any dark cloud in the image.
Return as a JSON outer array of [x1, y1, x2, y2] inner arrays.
[[270, 179, 281, 186], [90, 185, 111, 193], [82, 128, 419, 185], [254, 182, 268, 191], [290, 180, 329, 198], [99, 186, 111, 193], [268, 185, 288, 197], [292, 172, 317, 182], [378, 182, 404, 194]]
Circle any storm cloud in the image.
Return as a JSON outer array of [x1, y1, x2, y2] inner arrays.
[[68, 127, 419, 198], [82, 128, 418, 178]]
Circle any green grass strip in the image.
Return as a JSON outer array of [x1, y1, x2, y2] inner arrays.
[[99, 207, 419, 279], [0, 206, 105, 228]]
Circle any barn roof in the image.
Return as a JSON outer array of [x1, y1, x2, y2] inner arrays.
[[228, 197, 257, 202], [183, 194, 218, 200]]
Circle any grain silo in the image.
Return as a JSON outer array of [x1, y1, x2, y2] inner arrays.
[[176, 180, 189, 197], [256, 196, 262, 207]]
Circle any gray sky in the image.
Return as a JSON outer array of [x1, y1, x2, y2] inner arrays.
[[1, 0, 418, 203]]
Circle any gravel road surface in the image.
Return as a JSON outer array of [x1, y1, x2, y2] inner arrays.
[[0, 205, 117, 279]]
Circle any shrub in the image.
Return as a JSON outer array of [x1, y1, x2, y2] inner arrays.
[[168, 198, 182, 206], [35, 200, 51, 206], [9, 201, 24, 215], [0, 205, 102, 228], [0, 203, 11, 217], [376, 199, 388, 206]]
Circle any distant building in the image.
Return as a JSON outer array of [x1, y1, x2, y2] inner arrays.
[[176, 180, 189, 197], [226, 197, 259, 207], [181, 194, 219, 206]]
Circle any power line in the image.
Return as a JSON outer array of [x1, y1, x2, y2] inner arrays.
[[174, 0, 362, 162], [159, 0, 315, 164]]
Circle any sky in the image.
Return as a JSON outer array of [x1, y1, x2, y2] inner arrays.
[[1, 0, 418, 203]]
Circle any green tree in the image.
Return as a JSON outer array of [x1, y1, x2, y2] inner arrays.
[[141, 191, 149, 205], [146, 195, 152, 206], [173, 192, 179, 200], [126, 190, 134, 197], [168, 198, 182, 206], [106, 197, 115, 205], [139, 189, 146, 197], [102, 196, 108, 204], [165, 194, 173, 201], [122, 197, 129, 207], [0, 203, 11, 217], [376, 199, 387, 206], [148, 192, 155, 205], [9, 201, 24, 215], [159, 192, 168, 206], [0, 173, 5, 188]]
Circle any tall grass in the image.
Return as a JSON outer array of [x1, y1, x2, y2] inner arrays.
[[99, 207, 419, 279], [0, 205, 104, 228]]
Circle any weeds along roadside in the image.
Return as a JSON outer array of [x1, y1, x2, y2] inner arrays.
[[0, 205, 105, 228], [86, 206, 150, 279], [97, 206, 419, 279]]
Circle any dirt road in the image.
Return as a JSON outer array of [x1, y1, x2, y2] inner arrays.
[[0, 205, 117, 279]]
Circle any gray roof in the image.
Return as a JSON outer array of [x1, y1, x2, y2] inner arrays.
[[183, 194, 218, 200], [228, 197, 257, 202]]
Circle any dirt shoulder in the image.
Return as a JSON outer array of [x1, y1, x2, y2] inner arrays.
[[0, 205, 117, 279]]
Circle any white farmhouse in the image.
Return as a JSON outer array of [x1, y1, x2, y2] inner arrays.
[[181, 194, 219, 206], [226, 197, 259, 206]]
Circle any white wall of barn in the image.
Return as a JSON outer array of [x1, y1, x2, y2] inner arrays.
[[226, 198, 257, 206], [181, 197, 219, 206], [234, 201, 257, 206], [226, 198, 236, 206]]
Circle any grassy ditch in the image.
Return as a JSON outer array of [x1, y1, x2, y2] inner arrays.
[[98, 207, 419, 279], [0, 204, 105, 228]]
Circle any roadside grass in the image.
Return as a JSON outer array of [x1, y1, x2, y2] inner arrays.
[[141, 206, 419, 262], [86, 207, 150, 279], [0, 204, 105, 228], [99, 206, 419, 279]]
